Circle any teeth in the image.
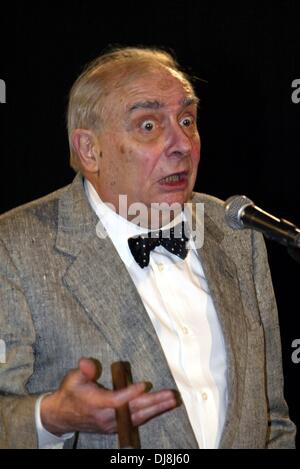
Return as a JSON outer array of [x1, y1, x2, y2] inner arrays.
[[163, 174, 181, 182]]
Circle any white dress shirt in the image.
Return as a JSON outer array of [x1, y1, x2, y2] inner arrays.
[[36, 179, 228, 449], [35, 394, 73, 449]]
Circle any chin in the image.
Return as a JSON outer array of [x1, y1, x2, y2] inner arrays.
[[155, 191, 190, 207]]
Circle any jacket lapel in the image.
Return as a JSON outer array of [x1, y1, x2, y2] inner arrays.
[[191, 200, 248, 448]]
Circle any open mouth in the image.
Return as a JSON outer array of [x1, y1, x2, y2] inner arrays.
[[159, 171, 188, 184]]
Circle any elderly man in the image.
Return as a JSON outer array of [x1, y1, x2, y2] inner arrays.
[[0, 47, 296, 449]]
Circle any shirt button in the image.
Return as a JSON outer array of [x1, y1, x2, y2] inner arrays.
[[202, 392, 208, 401], [182, 327, 189, 335], [157, 263, 164, 272]]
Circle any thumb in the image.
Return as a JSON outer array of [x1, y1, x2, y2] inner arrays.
[[77, 357, 102, 384]]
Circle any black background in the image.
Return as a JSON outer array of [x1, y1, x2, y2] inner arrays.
[[0, 1, 299, 447]]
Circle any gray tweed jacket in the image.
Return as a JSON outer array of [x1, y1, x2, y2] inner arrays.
[[0, 174, 296, 448]]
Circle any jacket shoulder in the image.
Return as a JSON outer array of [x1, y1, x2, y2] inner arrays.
[[0, 184, 70, 246]]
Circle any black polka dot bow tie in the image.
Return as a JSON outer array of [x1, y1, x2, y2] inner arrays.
[[128, 221, 189, 268]]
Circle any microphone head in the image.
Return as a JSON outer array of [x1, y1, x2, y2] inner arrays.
[[224, 195, 254, 229]]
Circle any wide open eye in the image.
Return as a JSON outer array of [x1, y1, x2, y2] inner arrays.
[[140, 120, 156, 132], [180, 116, 194, 127]]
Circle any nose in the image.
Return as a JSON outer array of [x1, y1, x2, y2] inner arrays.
[[165, 121, 193, 158]]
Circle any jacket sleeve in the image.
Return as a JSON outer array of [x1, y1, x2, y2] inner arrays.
[[252, 231, 296, 448], [0, 238, 39, 448]]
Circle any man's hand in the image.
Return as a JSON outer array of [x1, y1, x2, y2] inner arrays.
[[40, 357, 178, 436]]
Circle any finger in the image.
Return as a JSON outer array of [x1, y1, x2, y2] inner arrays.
[[69, 357, 101, 386], [131, 398, 177, 426], [129, 390, 176, 413], [95, 382, 146, 409]]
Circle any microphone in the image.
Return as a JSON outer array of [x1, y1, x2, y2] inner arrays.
[[224, 195, 300, 249]]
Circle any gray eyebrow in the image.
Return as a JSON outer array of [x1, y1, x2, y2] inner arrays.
[[180, 96, 199, 107], [128, 96, 199, 113], [128, 100, 163, 112]]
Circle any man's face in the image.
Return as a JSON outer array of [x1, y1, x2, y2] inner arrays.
[[94, 67, 201, 217]]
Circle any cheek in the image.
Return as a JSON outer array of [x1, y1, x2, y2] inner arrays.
[[118, 144, 136, 168], [119, 142, 153, 173]]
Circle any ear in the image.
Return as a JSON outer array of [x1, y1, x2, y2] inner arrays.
[[71, 129, 101, 173]]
